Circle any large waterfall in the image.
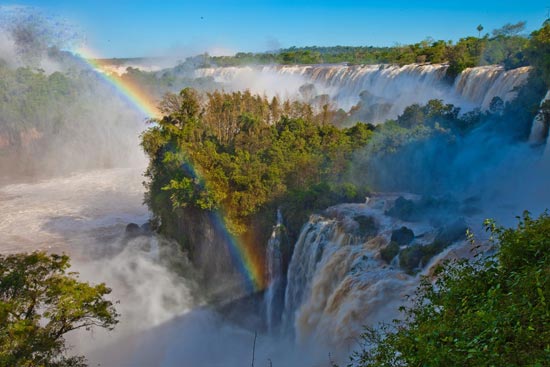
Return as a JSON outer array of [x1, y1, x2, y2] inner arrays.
[[195, 64, 530, 122], [281, 195, 474, 348], [453, 66, 530, 109]]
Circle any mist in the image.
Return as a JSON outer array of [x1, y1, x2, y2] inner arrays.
[[0, 9, 315, 367], [349, 91, 550, 228], [0, 7, 147, 182], [1, 6, 549, 367]]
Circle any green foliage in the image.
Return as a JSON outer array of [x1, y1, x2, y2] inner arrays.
[[357, 66, 546, 193], [476, 24, 484, 37], [482, 35, 528, 70], [141, 88, 372, 241], [0, 64, 78, 136], [0, 55, 148, 179], [446, 36, 485, 79], [196, 22, 533, 80], [351, 212, 550, 367], [0, 252, 118, 367], [527, 23, 550, 84], [492, 21, 527, 37]]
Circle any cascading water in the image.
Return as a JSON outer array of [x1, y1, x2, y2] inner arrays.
[[453, 66, 531, 109], [0, 167, 198, 364], [195, 64, 530, 123], [264, 209, 284, 333], [529, 90, 550, 156], [282, 195, 473, 348]]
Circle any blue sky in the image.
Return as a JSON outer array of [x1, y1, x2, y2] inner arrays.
[[4, 0, 550, 58]]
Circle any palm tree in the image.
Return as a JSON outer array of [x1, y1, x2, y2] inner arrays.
[[477, 24, 484, 38]]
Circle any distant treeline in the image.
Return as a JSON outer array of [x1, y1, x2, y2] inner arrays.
[[200, 21, 544, 79]]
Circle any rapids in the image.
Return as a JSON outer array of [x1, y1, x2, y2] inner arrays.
[[529, 90, 550, 159], [0, 168, 332, 366], [0, 62, 547, 366], [0, 168, 147, 254], [281, 194, 478, 349]]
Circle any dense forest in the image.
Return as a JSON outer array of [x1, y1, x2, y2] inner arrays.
[[142, 21, 550, 248], [199, 21, 533, 78], [0, 58, 142, 179], [110, 20, 550, 103], [139, 21, 550, 366], [141, 89, 373, 251], [2, 14, 550, 365]]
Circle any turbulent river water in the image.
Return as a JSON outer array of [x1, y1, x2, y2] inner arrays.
[[0, 168, 147, 254], [0, 167, 334, 366], [1, 164, 549, 367], [1, 61, 548, 366]]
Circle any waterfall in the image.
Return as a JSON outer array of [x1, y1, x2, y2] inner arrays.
[[529, 90, 550, 150], [281, 196, 471, 348], [453, 66, 531, 109], [195, 64, 530, 123], [264, 209, 284, 333], [281, 216, 342, 335]]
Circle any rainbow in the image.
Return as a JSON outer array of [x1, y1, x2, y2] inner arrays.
[[75, 46, 161, 119], [74, 47, 265, 293], [179, 160, 265, 293], [210, 212, 265, 292]]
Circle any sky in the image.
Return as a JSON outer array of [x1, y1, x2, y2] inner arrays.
[[3, 0, 550, 58]]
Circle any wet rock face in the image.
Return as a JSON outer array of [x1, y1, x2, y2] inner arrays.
[[125, 221, 155, 238], [385, 195, 462, 224], [386, 196, 417, 221], [177, 208, 242, 296], [398, 218, 468, 274], [435, 218, 468, 245], [281, 194, 478, 347], [125, 222, 142, 237], [398, 245, 427, 273], [353, 215, 379, 238], [390, 226, 414, 246], [380, 241, 400, 263]]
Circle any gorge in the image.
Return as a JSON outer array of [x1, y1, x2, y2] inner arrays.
[[1, 12, 550, 366]]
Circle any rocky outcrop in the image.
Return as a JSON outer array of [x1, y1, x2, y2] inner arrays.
[[167, 207, 245, 300]]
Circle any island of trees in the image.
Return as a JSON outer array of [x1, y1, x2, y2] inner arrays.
[[140, 21, 550, 366], [1, 20, 550, 366]]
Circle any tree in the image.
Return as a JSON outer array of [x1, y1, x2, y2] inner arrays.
[[527, 22, 550, 84], [492, 21, 526, 37], [477, 24, 484, 38], [351, 212, 550, 367], [0, 252, 118, 367]]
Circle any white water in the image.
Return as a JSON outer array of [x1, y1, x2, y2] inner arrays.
[[529, 90, 550, 158], [196, 64, 530, 122], [0, 52, 542, 365], [0, 168, 337, 366], [0, 168, 198, 364], [0, 168, 147, 254], [264, 209, 284, 333], [453, 66, 530, 109], [283, 195, 474, 348]]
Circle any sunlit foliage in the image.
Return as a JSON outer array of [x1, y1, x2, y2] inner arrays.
[[141, 88, 372, 242], [351, 212, 550, 367], [0, 252, 118, 367]]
